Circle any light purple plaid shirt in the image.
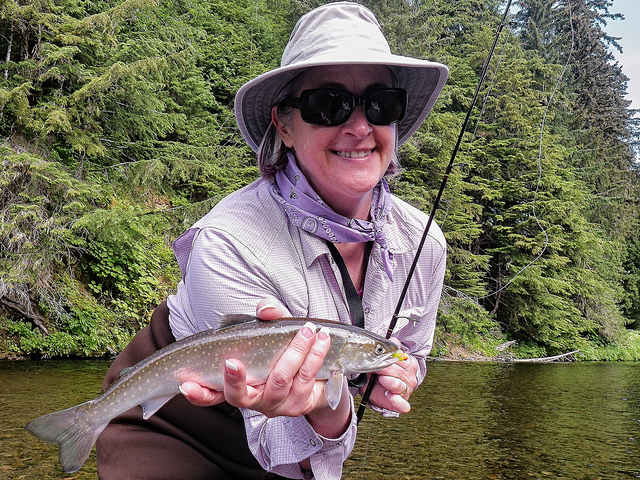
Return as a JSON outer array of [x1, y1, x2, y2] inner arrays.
[[167, 177, 446, 479]]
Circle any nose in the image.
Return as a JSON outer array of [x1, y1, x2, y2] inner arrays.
[[342, 105, 372, 138]]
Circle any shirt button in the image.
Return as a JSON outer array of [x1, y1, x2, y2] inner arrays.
[[364, 307, 370, 314], [309, 439, 316, 447]]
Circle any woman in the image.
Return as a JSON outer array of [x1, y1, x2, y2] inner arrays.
[[96, 3, 448, 479]]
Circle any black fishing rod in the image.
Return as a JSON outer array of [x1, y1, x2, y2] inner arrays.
[[356, 0, 514, 424]]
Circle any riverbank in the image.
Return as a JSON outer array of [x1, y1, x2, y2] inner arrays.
[[430, 347, 581, 363], [431, 328, 640, 362], [2, 320, 640, 361]]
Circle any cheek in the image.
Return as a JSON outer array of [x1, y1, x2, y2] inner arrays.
[[380, 125, 396, 150], [374, 130, 395, 164], [293, 126, 334, 156]]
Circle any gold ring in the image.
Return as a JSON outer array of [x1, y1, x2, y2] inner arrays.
[[402, 382, 408, 397]]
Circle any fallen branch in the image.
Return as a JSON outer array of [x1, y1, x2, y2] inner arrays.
[[496, 340, 517, 352], [510, 350, 580, 363], [0, 287, 49, 335]]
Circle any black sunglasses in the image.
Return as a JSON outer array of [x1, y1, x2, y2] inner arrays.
[[280, 88, 407, 126]]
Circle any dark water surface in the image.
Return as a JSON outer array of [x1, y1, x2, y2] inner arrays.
[[1, 361, 638, 479]]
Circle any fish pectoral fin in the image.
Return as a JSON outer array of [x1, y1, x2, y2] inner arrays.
[[140, 395, 175, 420], [324, 370, 344, 411]]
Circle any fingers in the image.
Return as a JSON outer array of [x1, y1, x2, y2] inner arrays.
[[180, 360, 257, 408], [384, 388, 411, 413], [376, 341, 418, 392], [261, 322, 327, 414], [218, 322, 331, 418], [376, 373, 409, 396], [289, 326, 331, 404], [181, 359, 266, 410], [221, 359, 264, 408], [364, 381, 411, 414], [361, 346, 419, 415]]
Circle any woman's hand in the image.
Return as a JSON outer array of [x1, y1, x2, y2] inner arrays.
[[179, 298, 339, 419], [219, 320, 334, 417], [359, 339, 418, 414]]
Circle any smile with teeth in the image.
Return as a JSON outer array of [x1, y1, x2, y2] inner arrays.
[[334, 150, 373, 158]]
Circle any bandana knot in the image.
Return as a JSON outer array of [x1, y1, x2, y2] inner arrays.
[[270, 152, 394, 280]]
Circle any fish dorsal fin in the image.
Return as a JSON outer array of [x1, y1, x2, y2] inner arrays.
[[218, 314, 259, 329], [324, 370, 344, 410]]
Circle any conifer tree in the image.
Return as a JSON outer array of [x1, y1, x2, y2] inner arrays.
[[1, 0, 639, 357]]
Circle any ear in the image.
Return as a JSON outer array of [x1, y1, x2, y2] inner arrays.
[[271, 105, 294, 148]]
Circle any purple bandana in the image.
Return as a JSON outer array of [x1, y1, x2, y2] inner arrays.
[[270, 152, 394, 280]]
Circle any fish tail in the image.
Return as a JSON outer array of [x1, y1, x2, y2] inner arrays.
[[25, 404, 106, 473]]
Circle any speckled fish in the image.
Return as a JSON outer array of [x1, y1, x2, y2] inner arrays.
[[25, 315, 406, 473]]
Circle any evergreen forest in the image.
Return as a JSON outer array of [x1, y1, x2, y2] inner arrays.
[[1, 0, 639, 360]]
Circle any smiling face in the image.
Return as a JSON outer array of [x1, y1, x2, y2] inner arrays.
[[272, 64, 397, 219]]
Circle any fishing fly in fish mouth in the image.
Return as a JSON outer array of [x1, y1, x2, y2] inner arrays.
[[26, 3, 449, 479]]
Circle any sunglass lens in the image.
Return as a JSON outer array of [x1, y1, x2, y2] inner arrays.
[[297, 88, 406, 126], [365, 89, 407, 125], [303, 90, 353, 126]]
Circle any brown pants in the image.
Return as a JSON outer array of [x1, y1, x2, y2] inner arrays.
[[96, 301, 288, 480]]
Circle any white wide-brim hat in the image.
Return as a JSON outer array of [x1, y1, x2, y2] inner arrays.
[[235, 1, 449, 152]]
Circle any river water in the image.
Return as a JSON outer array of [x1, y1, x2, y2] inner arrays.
[[1, 360, 638, 479]]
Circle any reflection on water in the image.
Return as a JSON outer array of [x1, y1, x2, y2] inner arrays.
[[0, 361, 109, 480], [346, 362, 640, 479], [1, 361, 638, 479]]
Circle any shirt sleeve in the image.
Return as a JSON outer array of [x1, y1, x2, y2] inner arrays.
[[357, 233, 447, 418], [398, 238, 447, 386], [241, 395, 357, 480], [169, 227, 285, 338]]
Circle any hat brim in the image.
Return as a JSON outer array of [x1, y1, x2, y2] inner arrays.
[[235, 54, 448, 152]]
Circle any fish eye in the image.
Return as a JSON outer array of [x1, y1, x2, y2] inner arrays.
[[374, 344, 384, 355]]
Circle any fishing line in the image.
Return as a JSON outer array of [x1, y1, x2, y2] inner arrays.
[[456, 0, 576, 304], [465, 27, 514, 153], [356, 0, 515, 424], [358, 409, 374, 480], [437, 24, 514, 231]]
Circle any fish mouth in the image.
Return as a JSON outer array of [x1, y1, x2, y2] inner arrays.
[[393, 350, 408, 361]]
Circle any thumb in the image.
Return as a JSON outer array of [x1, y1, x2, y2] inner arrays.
[[179, 381, 225, 407], [256, 297, 289, 320]]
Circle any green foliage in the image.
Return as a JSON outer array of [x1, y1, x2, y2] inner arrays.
[[578, 330, 640, 361], [0, 0, 638, 359], [1, 147, 96, 298], [72, 207, 180, 318], [2, 275, 133, 357], [511, 341, 548, 359], [622, 238, 640, 327]]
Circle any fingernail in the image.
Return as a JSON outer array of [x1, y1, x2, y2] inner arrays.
[[257, 303, 278, 315], [179, 385, 190, 397], [225, 359, 239, 375], [301, 321, 316, 338], [317, 326, 330, 341], [384, 390, 393, 399]]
